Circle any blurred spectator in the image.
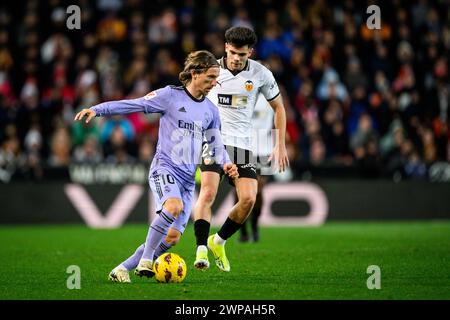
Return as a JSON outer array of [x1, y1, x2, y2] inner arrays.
[[370, 43, 393, 78], [258, 20, 291, 61], [23, 122, 43, 179], [0, 136, 26, 182], [97, 0, 123, 12], [344, 57, 368, 93], [73, 135, 103, 164], [97, 12, 127, 43], [309, 136, 326, 166], [380, 119, 404, 158], [48, 126, 72, 167], [404, 151, 427, 180], [350, 113, 378, 154], [103, 125, 136, 161], [421, 128, 437, 165], [100, 115, 135, 143], [316, 67, 348, 102], [148, 8, 177, 45], [105, 146, 136, 164], [231, 7, 253, 29], [0, 0, 448, 182], [321, 99, 350, 162]]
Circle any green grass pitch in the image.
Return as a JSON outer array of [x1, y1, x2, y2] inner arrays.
[[0, 222, 449, 300]]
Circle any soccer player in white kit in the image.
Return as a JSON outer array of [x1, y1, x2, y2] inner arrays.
[[193, 26, 289, 272], [238, 93, 274, 242]]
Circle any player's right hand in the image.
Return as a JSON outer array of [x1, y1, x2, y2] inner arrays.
[[74, 108, 96, 124], [223, 163, 239, 179]]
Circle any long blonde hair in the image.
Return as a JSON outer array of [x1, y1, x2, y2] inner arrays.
[[179, 50, 219, 86]]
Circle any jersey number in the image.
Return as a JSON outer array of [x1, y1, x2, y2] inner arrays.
[[202, 143, 209, 158], [161, 174, 175, 185]]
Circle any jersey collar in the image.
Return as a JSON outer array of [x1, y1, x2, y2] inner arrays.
[[220, 57, 250, 76], [183, 86, 205, 102]]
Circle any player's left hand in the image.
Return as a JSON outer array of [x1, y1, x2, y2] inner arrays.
[[269, 144, 290, 173], [223, 163, 239, 179]]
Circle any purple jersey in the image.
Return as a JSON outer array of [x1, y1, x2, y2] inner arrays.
[[91, 85, 231, 189]]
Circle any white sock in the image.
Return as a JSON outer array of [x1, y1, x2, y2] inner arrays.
[[213, 233, 226, 245], [197, 245, 208, 254]]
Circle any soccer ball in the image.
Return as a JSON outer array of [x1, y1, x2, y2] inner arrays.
[[153, 253, 187, 283]]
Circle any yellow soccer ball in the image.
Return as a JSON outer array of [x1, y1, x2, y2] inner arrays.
[[153, 253, 187, 283]]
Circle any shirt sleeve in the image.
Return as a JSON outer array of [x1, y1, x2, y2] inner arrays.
[[260, 67, 280, 102], [204, 106, 231, 166], [90, 86, 171, 116]]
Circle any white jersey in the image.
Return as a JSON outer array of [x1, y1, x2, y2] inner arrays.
[[207, 58, 280, 151], [252, 93, 274, 156]]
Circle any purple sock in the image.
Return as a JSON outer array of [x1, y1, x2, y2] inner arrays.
[[120, 240, 172, 271], [121, 243, 144, 271], [153, 239, 173, 260], [141, 209, 175, 261]]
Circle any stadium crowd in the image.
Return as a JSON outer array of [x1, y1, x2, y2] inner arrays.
[[0, 0, 449, 182]]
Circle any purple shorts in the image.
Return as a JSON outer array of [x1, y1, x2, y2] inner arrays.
[[149, 168, 193, 234]]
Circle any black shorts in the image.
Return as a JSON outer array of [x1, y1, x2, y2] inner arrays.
[[200, 144, 257, 183]]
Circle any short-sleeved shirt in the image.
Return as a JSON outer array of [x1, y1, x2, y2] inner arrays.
[[206, 58, 280, 151]]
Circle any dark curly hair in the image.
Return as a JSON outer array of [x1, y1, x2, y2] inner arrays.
[[224, 26, 257, 48]]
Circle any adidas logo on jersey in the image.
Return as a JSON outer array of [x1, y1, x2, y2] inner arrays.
[[178, 107, 187, 112]]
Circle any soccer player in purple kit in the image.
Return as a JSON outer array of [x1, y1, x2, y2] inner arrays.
[[74, 50, 239, 283]]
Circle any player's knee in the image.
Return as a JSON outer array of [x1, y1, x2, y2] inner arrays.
[[163, 199, 183, 216], [165, 233, 180, 245], [239, 194, 256, 212], [199, 186, 217, 205]]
